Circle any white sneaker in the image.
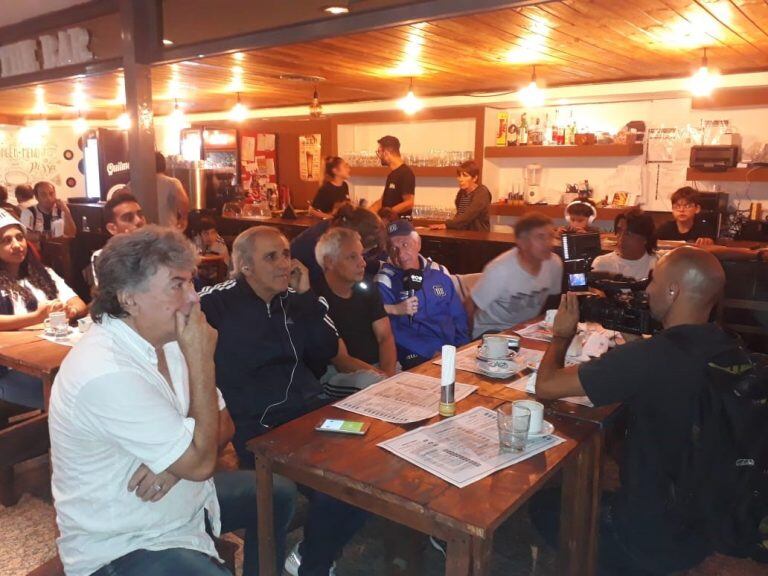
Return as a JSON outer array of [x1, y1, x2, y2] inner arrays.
[[283, 542, 337, 576]]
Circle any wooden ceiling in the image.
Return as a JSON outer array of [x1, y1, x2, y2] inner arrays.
[[2, 0, 768, 121]]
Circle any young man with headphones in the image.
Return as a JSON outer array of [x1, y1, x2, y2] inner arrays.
[[199, 226, 367, 576], [560, 199, 599, 234]]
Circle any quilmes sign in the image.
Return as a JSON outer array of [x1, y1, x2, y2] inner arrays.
[[0, 27, 93, 78]]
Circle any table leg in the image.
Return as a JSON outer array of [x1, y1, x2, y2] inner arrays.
[[255, 457, 277, 576], [470, 535, 492, 576], [42, 374, 55, 410], [445, 533, 471, 576], [0, 465, 17, 507], [558, 430, 602, 576]]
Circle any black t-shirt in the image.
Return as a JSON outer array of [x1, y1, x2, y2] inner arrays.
[[656, 217, 714, 241], [578, 323, 736, 572], [313, 274, 387, 365], [311, 181, 349, 213], [382, 164, 415, 215]]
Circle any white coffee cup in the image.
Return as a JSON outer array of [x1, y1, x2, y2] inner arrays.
[[44, 311, 68, 336], [513, 399, 544, 434], [544, 309, 558, 327], [481, 334, 508, 359]]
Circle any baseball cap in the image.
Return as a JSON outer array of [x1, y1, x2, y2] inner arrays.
[[386, 219, 414, 238], [0, 208, 24, 232]]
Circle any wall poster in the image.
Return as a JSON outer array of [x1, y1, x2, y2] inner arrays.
[[299, 134, 321, 182]]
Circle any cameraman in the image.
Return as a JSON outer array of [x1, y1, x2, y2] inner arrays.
[[533, 246, 731, 575]]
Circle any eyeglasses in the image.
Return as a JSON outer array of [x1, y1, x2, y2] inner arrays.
[[672, 203, 696, 211]]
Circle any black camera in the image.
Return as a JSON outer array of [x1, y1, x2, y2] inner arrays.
[[578, 274, 661, 335]]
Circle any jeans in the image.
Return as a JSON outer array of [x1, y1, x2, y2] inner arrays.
[[91, 471, 296, 576], [529, 488, 671, 576], [297, 488, 368, 576], [91, 548, 231, 576], [214, 470, 296, 576], [0, 370, 42, 409]]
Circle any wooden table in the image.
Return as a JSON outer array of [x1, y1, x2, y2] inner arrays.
[[0, 329, 71, 505], [249, 391, 603, 575]]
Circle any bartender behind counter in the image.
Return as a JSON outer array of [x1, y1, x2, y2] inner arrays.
[[430, 160, 491, 232], [656, 186, 714, 245], [309, 156, 351, 219], [370, 135, 415, 218]]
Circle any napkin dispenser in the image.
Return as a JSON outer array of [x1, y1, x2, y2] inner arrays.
[[690, 145, 740, 171]]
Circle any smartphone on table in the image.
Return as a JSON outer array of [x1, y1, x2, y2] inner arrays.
[[315, 418, 370, 435]]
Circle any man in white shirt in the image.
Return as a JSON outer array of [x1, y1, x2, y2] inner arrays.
[[155, 152, 191, 232], [49, 226, 295, 576], [20, 181, 76, 240], [468, 213, 563, 337]]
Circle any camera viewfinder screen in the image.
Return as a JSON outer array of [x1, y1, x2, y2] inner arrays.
[[568, 273, 587, 290]]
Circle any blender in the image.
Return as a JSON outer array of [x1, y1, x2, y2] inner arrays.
[[524, 164, 545, 204]]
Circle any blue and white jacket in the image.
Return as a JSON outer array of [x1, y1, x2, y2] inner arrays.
[[374, 255, 469, 362]]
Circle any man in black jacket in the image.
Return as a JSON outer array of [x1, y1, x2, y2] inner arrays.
[[200, 226, 365, 576]]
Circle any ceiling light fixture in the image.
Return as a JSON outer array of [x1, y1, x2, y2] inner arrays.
[[117, 108, 131, 130], [73, 112, 89, 135], [517, 65, 545, 108], [309, 85, 323, 118], [323, 3, 349, 15], [688, 47, 719, 97], [229, 93, 249, 122], [397, 77, 423, 116], [162, 39, 174, 46]]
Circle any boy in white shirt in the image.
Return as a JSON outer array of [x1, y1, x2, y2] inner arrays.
[[592, 208, 658, 281]]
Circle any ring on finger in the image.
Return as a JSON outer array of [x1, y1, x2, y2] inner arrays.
[[153, 483, 162, 492]]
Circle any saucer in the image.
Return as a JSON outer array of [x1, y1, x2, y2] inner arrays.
[[477, 349, 516, 363], [44, 327, 73, 338], [477, 361, 518, 379], [528, 420, 555, 438]]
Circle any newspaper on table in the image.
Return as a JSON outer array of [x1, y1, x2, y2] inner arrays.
[[334, 372, 476, 424], [506, 371, 594, 407], [434, 345, 544, 378], [516, 321, 553, 342], [379, 406, 565, 488]]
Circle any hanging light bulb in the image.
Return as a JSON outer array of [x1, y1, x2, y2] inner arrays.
[[309, 85, 323, 118], [117, 108, 131, 130], [229, 93, 248, 122], [169, 99, 187, 127], [688, 47, 719, 97], [518, 65, 545, 108], [73, 112, 89, 135], [398, 77, 423, 116]]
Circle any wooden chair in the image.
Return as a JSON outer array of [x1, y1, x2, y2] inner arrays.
[[0, 402, 48, 507]]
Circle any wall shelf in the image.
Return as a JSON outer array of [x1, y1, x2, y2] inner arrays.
[[350, 166, 457, 178], [686, 167, 768, 183], [484, 143, 644, 159], [490, 202, 630, 220]]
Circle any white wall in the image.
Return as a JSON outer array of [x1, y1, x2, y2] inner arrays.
[[338, 118, 474, 208], [483, 98, 768, 215], [0, 125, 85, 199]]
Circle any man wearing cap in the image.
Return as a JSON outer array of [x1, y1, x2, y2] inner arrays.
[[374, 220, 469, 368], [370, 135, 415, 218]]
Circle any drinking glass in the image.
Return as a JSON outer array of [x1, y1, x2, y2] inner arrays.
[[497, 403, 531, 451]]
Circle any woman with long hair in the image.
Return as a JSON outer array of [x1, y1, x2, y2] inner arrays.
[[0, 209, 86, 407], [308, 156, 351, 219]]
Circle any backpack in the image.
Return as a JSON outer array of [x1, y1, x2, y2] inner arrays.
[[670, 331, 768, 562]]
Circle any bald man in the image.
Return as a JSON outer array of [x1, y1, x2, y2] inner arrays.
[[531, 246, 732, 574]]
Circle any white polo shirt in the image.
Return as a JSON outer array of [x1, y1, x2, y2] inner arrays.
[[49, 315, 223, 576]]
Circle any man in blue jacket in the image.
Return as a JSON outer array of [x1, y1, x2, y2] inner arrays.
[[200, 226, 365, 576], [374, 220, 470, 368]]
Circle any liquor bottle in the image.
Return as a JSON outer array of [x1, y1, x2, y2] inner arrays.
[[519, 113, 529, 146], [496, 112, 509, 146], [532, 116, 543, 145], [565, 111, 576, 145], [543, 113, 552, 146], [551, 109, 561, 145]]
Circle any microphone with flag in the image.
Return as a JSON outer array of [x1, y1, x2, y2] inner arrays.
[[402, 269, 424, 326]]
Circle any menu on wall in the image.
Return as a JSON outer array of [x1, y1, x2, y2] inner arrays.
[[0, 127, 82, 193], [299, 134, 322, 182]]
